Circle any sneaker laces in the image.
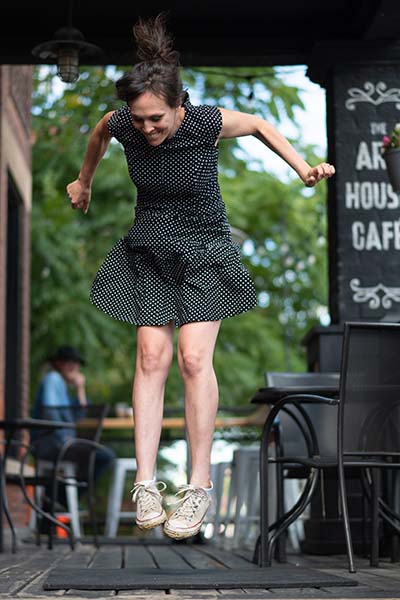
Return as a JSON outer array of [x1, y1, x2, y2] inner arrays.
[[131, 481, 166, 515], [168, 484, 207, 522]]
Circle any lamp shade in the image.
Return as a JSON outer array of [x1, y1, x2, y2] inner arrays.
[[31, 26, 103, 83]]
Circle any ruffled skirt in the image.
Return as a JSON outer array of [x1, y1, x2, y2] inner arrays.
[[90, 206, 257, 327]]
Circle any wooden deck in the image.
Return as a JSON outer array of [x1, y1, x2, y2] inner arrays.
[[1, 535, 400, 600]]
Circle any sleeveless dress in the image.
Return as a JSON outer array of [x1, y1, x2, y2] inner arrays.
[[90, 94, 257, 327]]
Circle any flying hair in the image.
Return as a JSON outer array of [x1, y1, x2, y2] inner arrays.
[[115, 13, 184, 107], [133, 13, 180, 66]]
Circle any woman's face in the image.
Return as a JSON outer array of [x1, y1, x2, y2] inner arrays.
[[129, 91, 183, 146]]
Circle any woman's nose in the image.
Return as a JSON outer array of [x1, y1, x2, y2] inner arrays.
[[142, 121, 154, 133]]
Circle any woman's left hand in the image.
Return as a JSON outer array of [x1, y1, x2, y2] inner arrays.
[[304, 163, 335, 187]]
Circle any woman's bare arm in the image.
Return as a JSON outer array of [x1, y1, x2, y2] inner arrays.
[[66, 111, 114, 214], [218, 107, 335, 187]]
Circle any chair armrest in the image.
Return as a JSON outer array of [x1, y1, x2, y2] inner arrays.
[[260, 393, 338, 459], [279, 394, 339, 405], [54, 438, 110, 470]]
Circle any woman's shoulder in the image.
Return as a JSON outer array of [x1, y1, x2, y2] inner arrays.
[[186, 96, 221, 119], [185, 97, 222, 142], [109, 104, 130, 120], [107, 105, 138, 144]]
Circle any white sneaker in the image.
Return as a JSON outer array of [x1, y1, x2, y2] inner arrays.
[[164, 484, 211, 540], [131, 480, 167, 530]]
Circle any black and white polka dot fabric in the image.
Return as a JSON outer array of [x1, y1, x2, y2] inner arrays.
[[90, 93, 257, 327]]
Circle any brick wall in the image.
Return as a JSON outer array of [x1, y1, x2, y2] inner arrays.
[[0, 65, 33, 527], [0, 65, 32, 423]]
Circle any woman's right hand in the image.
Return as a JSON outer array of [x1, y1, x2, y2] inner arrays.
[[66, 178, 91, 214]]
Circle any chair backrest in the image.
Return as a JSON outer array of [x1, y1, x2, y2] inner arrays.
[[74, 404, 109, 443], [35, 404, 109, 443], [339, 321, 400, 458], [265, 371, 340, 459]]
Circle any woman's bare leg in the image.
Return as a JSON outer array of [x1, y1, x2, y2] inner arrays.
[[177, 320, 221, 488], [133, 321, 175, 481]]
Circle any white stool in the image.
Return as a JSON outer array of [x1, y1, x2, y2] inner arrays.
[[221, 445, 278, 548], [227, 447, 260, 547], [105, 457, 137, 537], [203, 461, 231, 539]]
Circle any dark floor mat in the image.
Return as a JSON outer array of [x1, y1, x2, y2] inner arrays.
[[44, 566, 358, 590]]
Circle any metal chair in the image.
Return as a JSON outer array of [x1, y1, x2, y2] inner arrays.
[[256, 322, 400, 572], [265, 371, 340, 552], [29, 404, 111, 548]]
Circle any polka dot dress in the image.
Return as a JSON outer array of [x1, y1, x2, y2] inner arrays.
[[90, 93, 257, 327]]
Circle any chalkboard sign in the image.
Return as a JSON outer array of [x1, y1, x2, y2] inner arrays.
[[329, 64, 400, 322]]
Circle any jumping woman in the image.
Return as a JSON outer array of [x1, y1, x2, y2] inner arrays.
[[66, 13, 334, 539]]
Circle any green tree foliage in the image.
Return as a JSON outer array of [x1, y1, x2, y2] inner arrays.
[[30, 65, 328, 409]]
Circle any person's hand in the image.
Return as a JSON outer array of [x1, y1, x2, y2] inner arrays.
[[304, 163, 335, 187], [67, 371, 86, 391], [66, 178, 91, 214]]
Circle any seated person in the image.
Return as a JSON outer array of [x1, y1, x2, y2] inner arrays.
[[31, 345, 115, 507]]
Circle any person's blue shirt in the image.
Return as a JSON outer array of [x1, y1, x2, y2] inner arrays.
[[31, 370, 81, 454]]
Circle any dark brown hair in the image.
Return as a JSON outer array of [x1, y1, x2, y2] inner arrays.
[[116, 13, 184, 108]]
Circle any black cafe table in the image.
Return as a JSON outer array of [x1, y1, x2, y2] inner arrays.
[[0, 418, 76, 552], [250, 382, 340, 567]]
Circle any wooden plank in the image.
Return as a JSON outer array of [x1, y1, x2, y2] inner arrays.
[[118, 591, 161, 597], [58, 545, 97, 569], [66, 591, 117, 598], [366, 565, 400, 581], [54, 596, 167, 600], [318, 583, 380, 594], [118, 544, 160, 600], [17, 547, 82, 598], [118, 546, 160, 597], [218, 588, 276, 597], [171, 592, 221, 598], [17, 548, 72, 598], [17, 546, 95, 597], [124, 545, 157, 569], [89, 546, 123, 569], [219, 590, 272, 597], [147, 544, 194, 569], [16, 570, 66, 598], [65, 546, 122, 597], [270, 594, 400, 599], [290, 554, 371, 570], [227, 546, 272, 595], [267, 589, 332, 598], [196, 546, 259, 569], [317, 568, 393, 591], [319, 591, 400, 598], [0, 547, 70, 595], [232, 548, 257, 563], [0, 548, 39, 572], [172, 545, 225, 570], [118, 597, 169, 600]]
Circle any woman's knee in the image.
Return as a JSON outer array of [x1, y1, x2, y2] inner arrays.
[[178, 350, 208, 379], [136, 344, 173, 376], [136, 335, 173, 374]]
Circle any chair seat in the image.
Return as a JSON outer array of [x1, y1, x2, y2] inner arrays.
[[5, 458, 35, 477]]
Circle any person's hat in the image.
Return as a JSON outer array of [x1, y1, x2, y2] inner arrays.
[[49, 345, 86, 365]]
